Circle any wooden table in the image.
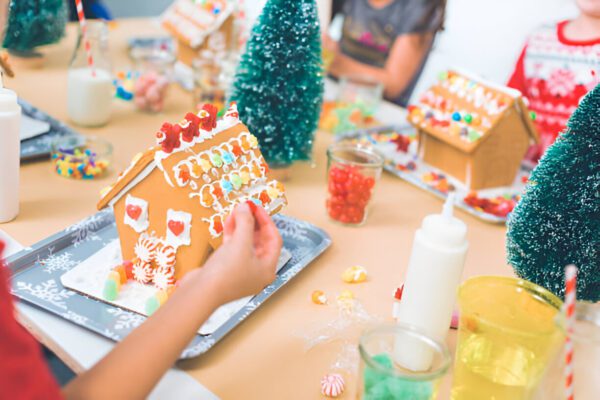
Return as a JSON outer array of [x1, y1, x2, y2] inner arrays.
[[3, 19, 509, 399]]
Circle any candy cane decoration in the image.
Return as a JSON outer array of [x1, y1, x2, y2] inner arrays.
[[74, 0, 96, 77], [564, 264, 577, 400]]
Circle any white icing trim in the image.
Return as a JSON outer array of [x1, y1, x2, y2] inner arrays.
[[109, 162, 157, 208]]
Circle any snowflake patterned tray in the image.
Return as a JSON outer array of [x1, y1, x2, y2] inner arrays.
[[19, 98, 83, 161], [337, 125, 533, 224], [6, 210, 331, 359]]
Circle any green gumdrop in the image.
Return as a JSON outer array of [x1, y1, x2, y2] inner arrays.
[[103, 279, 118, 301], [145, 296, 160, 316], [364, 354, 393, 391], [385, 377, 433, 400], [468, 130, 481, 142], [464, 114, 473, 124]]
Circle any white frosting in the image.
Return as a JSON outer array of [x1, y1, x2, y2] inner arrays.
[[124, 194, 150, 233], [166, 209, 192, 248]]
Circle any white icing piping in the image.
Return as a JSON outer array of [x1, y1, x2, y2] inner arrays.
[[108, 161, 156, 208]]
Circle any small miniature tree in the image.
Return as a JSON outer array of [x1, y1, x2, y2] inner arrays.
[[3, 0, 68, 54], [230, 0, 324, 167], [506, 84, 600, 301]]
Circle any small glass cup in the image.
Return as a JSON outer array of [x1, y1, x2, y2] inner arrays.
[[51, 135, 112, 180], [335, 74, 383, 133], [535, 301, 600, 400], [358, 324, 451, 400], [130, 46, 175, 113], [451, 276, 564, 400], [326, 143, 383, 226]]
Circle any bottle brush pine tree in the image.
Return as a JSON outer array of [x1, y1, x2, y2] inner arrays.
[[3, 0, 68, 54], [506, 84, 600, 301], [230, 0, 324, 167]]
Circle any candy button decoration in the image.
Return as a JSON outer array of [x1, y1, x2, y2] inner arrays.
[[210, 153, 223, 168], [451, 112, 461, 122], [200, 158, 212, 172], [230, 174, 243, 190], [221, 179, 233, 194], [321, 373, 345, 398], [240, 171, 251, 185], [464, 114, 473, 124], [267, 186, 280, 199], [222, 152, 234, 165]]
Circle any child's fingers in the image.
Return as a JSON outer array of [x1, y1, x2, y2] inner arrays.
[[252, 206, 282, 262], [231, 203, 255, 246], [223, 210, 237, 243]]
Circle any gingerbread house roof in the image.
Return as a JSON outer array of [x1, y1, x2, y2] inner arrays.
[[161, 0, 234, 49], [407, 69, 538, 154], [98, 103, 287, 239]]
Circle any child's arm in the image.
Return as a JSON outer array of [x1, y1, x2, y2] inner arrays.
[[329, 32, 434, 100], [62, 203, 282, 400]]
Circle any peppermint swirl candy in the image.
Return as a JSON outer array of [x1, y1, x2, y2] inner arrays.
[[132, 260, 153, 284]]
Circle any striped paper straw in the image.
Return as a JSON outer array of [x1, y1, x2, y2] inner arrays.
[[74, 0, 96, 77], [564, 264, 577, 400]]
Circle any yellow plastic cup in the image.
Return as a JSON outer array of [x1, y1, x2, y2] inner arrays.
[[451, 276, 564, 400]]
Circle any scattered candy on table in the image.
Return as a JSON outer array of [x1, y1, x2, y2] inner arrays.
[[463, 191, 519, 218], [327, 164, 376, 225], [134, 70, 170, 113], [341, 265, 368, 283], [320, 373, 345, 398], [52, 147, 110, 180], [336, 289, 355, 304], [421, 172, 453, 194], [311, 290, 328, 305]]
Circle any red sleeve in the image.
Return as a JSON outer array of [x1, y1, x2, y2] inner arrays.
[[507, 45, 528, 96], [0, 242, 63, 400]]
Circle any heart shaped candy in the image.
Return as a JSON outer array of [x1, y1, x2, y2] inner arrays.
[[168, 220, 185, 236], [126, 205, 142, 220]]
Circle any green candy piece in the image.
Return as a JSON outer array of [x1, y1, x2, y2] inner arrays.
[[364, 354, 393, 391], [210, 154, 223, 167], [385, 377, 433, 400], [364, 379, 392, 400], [438, 71, 448, 81], [530, 111, 537, 121], [145, 296, 160, 316], [230, 174, 243, 189], [103, 279, 118, 301], [464, 114, 473, 124], [468, 130, 481, 142]]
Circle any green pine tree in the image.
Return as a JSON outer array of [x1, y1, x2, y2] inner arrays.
[[3, 0, 68, 53], [506, 84, 600, 301], [230, 0, 324, 167]]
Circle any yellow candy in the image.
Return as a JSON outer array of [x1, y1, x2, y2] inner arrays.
[[337, 290, 354, 301], [449, 123, 461, 137], [267, 186, 280, 199], [200, 158, 211, 172], [155, 290, 169, 305], [341, 265, 368, 283], [108, 271, 121, 290], [240, 171, 251, 184], [311, 290, 328, 305], [248, 134, 259, 148]]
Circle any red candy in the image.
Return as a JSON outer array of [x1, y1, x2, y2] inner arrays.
[[156, 122, 181, 153], [326, 164, 373, 224], [200, 104, 218, 131], [123, 260, 134, 280], [464, 192, 519, 218]]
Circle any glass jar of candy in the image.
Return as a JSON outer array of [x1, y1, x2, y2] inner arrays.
[[129, 46, 175, 113], [326, 143, 383, 225]]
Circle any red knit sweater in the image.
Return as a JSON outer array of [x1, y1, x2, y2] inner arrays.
[[0, 242, 63, 400], [508, 20, 600, 161]]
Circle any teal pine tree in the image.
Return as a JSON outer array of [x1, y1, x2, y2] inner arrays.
[[506, 84, 600, 301], [230, 0, 324, 167], [3, 0, 68, 53]]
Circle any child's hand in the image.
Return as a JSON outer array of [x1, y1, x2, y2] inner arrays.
[[187, 203, 283, 305]]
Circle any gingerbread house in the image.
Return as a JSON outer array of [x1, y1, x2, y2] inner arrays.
[[161, 0, 235, 67], [97, 103, 286, 293], [407, 70, 538, 190]]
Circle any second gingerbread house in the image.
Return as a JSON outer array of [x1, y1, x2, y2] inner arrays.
[[407, 70, 538, 190]]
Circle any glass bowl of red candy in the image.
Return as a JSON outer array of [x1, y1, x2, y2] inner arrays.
[[326, 143, 383, 225]]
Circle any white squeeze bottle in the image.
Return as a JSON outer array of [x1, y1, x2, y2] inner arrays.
[[0, 74, 21, 223], [394, 193, 468, 371]]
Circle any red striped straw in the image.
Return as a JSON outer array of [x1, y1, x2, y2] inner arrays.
[[74, 0, 96, 77], [564, 264, 577, 400]]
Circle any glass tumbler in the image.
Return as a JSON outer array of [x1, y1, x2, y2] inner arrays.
[[358, 324, 451, 400], [326, 143, 383, 226]]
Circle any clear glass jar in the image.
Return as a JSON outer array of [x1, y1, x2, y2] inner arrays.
[[130, 46, 175, 113], [192, 49, 238, 112], [358, 324, 451, 400], [326, 143, 383, 226], [51, 135, 112, 180], [67, 20, 113, 127]]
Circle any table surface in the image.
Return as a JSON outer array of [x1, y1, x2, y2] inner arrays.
[[3, 19, 510, 399]]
